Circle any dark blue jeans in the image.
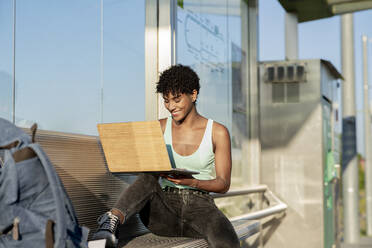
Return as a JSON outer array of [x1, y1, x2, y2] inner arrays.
[[114, 174, 240, 248]]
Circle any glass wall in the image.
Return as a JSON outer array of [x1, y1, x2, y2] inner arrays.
[[176, 0, 249, 188], [3, 0, 146, 135], [0, 0, 13, 121], [102, 0, 145, 124]]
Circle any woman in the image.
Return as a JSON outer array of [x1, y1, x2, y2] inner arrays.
[[92, 65, 240, 248]]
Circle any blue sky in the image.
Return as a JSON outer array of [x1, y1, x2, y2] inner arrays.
[[259, 0, 372, 156]]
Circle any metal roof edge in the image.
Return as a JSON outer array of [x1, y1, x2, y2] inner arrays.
[[320, 59, 344, 80]]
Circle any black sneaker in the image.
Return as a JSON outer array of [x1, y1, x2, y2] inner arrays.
[[91, 211, 120, 248]]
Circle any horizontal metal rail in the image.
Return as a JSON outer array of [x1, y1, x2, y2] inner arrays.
[[210, 185, 287, 222], [211, 184, 268, 199], [229, 190, 287, 221]]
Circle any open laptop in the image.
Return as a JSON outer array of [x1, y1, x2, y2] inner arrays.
[[97, 121, 199, 177]]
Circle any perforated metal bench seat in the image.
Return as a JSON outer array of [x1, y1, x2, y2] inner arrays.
[[118, 219, 260, 247], [29, 129, 259, 247]]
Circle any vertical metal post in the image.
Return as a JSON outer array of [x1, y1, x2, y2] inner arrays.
[[157, 0, 175, 119], [247, 0, 261, 246], [362, 35, 372, 236], [145, 0, 159, 121], [285, 12, 298, 60], [247, 0, 260, 186], [12, 0, 16, 124], [100, 0, 104, 123], [341, 13, 360, 243]]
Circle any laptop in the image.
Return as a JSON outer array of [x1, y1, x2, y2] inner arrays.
[[97, 121, 199, 177]]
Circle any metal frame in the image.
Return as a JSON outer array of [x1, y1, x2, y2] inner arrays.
[[247, 0, 260, 186], [229, 190, 287, 222], [145, 0, 159, 121], [213, 184, 287, 239], [213, 184, 287, 246], [212, 184, 267, 199], [12, 0, 16, 124], [157, 0, 176, 119]]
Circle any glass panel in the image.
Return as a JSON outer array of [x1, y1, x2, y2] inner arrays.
[[176, 0, 230, 128], [0, 0, 13, 121], [103, 0, 145, 123], [14, 0, 146, 135], [176, 0, 249, 188], [15, 0, 101, 134]]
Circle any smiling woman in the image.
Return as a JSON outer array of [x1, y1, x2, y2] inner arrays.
[[91, 65, 240, 248]]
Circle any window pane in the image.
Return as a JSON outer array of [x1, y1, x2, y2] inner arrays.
[[103, 0, 145, 123], [14, 0, 146, 134], [176, 0, 230, 128], [176, 0, 249, 188], [15, 0, 101, 134], [0, 0, 13, 121]]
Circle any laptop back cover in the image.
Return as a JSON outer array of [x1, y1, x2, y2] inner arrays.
[[97, 121, 172, 173]]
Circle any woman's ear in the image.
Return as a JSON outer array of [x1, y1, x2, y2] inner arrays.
[[192, 89, 198, 102]]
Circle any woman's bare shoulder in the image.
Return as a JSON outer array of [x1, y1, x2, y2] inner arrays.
[[212, 120, 229, 136], [211, 120, 230, 151]]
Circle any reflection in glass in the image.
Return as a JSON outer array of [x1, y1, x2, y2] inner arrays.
[[0, 0, 13, 121], [176, 0, 249, 188]]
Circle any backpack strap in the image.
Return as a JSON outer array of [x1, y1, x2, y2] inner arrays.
[[0, 141, 19, 150], [30, 123, 37, 143], [45, 220, 55, 248], [12, 147, 37, 163]]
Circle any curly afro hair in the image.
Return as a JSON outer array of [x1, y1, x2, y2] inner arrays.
[[156, 64, 200, 97]]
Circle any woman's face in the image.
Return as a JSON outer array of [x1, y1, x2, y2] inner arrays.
[[163, 90, 197, 121]]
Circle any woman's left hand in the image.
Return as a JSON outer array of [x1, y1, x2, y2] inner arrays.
[[165, 176, 198, 188]]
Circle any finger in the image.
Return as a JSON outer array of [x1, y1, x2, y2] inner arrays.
[[169, 178, 180, 184], [166, 177, 176, 182]]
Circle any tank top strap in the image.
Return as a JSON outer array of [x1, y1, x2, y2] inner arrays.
[[204, 119, 214, 149], [163, 116, 172, 144]]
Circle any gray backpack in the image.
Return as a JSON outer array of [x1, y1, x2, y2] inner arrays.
[[0, 118, 89, 248]]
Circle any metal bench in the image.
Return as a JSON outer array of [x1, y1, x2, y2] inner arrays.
[[31, 129, 286, 247]]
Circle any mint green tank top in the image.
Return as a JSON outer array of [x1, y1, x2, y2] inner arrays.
[[161, 116, 216, 189]]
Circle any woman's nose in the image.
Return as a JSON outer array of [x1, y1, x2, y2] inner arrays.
[[168, 102, 176, 111]]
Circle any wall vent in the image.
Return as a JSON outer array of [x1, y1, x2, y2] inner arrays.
[[264, 63, 307, 84]]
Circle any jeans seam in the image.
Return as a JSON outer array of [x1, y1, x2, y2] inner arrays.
[[123, 188, 157, 221]]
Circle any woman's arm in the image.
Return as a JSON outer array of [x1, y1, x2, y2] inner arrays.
[[165, 122, 232, 193]]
